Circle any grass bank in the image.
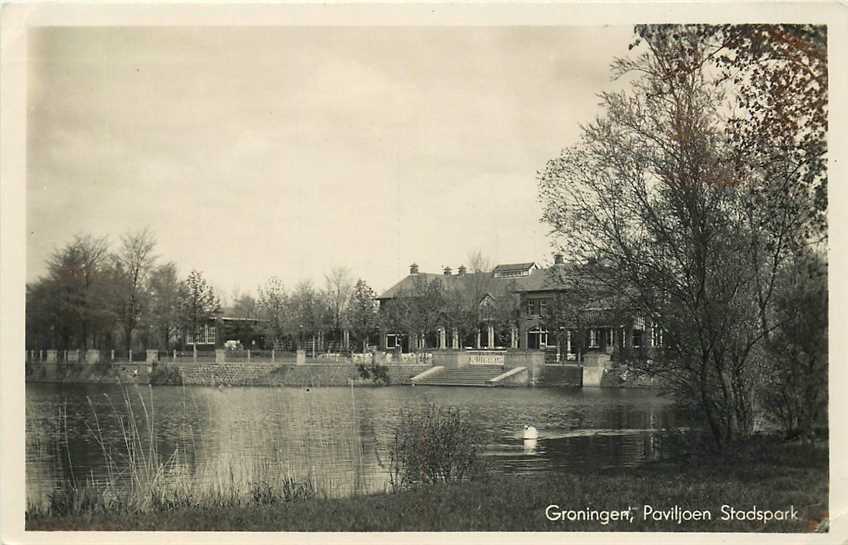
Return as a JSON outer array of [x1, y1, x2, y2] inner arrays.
[[27, 439, 827, 532]]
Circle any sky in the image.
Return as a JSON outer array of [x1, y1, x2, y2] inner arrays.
[[27, 26, 634, 298]]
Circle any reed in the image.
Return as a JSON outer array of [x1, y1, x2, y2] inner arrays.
[[388, 403, 487, 492], [28, 385, 327, 518]]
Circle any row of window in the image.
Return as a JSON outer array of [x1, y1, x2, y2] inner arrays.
[[529, 326, 664, 349], [186, 325, 217, 345]]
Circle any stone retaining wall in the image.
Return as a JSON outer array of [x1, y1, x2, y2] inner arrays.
[[25, 362, 432, 387], [24, 360, 645, 389], [536, 365, 583, 387], [25, 362, 150, 385]]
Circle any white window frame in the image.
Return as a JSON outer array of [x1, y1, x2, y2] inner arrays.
[[589, 328, 599, 348], [652, 326, 664, 348]]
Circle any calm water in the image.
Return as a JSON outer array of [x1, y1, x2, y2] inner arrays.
[[26, 383, 685, 507]]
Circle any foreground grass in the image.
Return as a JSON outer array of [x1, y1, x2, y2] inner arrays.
[[27, 440, 827, 532]]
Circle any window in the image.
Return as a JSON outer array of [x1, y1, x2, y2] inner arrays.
[[652, 326, 664, 347], [525, 300, 543, 316], [606, 328, 614, 347], [632, 329, 642, 349], [539, 300, 548, 316], [206, 326, 216, 345], [529, 327, 548, 347], [589, 329, 598, 348], [386, 334, 398, 349]]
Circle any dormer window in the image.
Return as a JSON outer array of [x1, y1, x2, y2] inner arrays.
[[493, 262, 537, 278]]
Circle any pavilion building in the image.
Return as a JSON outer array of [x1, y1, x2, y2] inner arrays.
[[376, 255, 663, 363]]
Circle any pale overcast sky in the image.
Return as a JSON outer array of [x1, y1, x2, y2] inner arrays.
[[27, 26, 633, 296]]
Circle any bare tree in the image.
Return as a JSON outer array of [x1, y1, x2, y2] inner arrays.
[[112, 228, 157, 352], [147, 262, 180, 350], [324, 266, 354, 345], [257, 277, 289, 347], [466, 250, 492, 273], [537, 26, 787, 448]]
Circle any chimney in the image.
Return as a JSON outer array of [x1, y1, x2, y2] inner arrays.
[[443, 266, 453, 276], [409, 263, 419, 275], [554, 253, 564, 265], [457, 265, 467, 275]]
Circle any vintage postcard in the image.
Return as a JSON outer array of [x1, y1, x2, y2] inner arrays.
[[1, 3, 845, 544]]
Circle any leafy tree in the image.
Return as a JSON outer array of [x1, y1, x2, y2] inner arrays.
[[178, 270, 220, 353], [348, 279, 378, 352], [761, 250, 827, 442], [44, 234, 112, 350]]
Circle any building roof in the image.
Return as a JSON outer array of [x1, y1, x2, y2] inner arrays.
[[492, 262, 536, 275], [377, 261, 622, 301], [377, 271, 519, 301], [377, 264, 593, 300]]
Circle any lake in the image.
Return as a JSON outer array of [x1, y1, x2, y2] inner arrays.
[[26, 383, 686, 509]]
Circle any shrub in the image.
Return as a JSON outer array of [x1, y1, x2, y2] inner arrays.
[[388, 404, 486, 491], [149, 364, 182, 385], [356, 362, 390, 385]]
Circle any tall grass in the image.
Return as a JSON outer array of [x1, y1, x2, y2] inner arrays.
[[28, 386, 488, 520], [27, 385, 326, 518], [388, 403, 487, 492]]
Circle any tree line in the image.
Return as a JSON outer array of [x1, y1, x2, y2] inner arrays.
[[25, 229, 382, 353], [537, 24, 827, 447]]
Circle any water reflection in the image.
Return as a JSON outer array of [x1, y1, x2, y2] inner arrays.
[[26, 383, 685, 509]]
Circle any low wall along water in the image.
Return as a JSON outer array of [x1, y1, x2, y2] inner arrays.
[[24, 349, 652, 388], [25, 361, 432, 387]]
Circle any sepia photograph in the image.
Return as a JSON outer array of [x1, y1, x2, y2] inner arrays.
[[0, 3, 843, 543]]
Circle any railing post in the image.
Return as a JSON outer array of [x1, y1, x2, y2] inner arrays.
[[271, 349, 275, 363], [247, 349, 251, 362]]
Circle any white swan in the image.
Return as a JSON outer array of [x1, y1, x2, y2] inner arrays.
[[523, 425, 538, 440]]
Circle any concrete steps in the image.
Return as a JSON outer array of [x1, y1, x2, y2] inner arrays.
[[413, 365, 505, 387]]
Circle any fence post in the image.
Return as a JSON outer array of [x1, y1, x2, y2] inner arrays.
[[129, 350, 133, 363], [247, 349, 251, 362], [173, 349, 176, 362], [271, 349, 275, 363]]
